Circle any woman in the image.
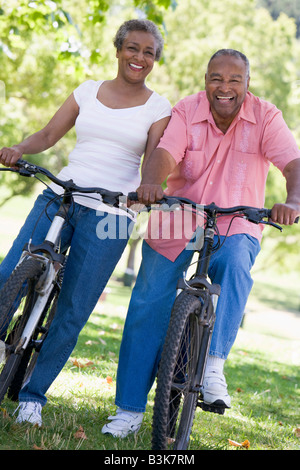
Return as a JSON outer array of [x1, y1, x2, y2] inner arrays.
[[0, 19, 171, 426]]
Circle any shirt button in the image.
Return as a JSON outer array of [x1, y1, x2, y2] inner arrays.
[[210, 181, 213, 185]]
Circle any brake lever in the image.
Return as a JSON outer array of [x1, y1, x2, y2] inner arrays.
[[261, 220, 283, 232], [101, 192, 124, 207], [243, 208, 283, 231]]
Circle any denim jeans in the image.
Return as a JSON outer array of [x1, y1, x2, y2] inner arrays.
[[116, 234, 260, 412], [0, 188, 131, 406]]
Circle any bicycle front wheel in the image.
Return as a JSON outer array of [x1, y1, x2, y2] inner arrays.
[[152, 290, 214, 450], [0, 257, 44, 404], [7, 283, 60, 401]]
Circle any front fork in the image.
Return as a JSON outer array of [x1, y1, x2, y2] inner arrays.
[[14, 213, 67, 354], [176, 223, 220, 392], [194, 292, 218, 389], [15, 267, 57, 353]]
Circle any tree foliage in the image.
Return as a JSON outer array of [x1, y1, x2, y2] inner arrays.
[[258, 0, 300, 37], [0, 0, 175, 199]]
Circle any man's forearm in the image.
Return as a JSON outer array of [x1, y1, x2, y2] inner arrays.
[[284, 158, 300, 206], [271, 158, 300, 225], [138, 148, 176, 204], [141, 148, 176, 184]]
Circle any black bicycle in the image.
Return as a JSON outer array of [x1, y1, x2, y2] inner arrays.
[[0, 159, 131, 405], [137, 194, 297, 450]]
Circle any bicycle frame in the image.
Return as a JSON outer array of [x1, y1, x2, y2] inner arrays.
[[151, 196, 298, 450], [0, 159, 135, 403], [0, 159, 127, 357], [156, 200, 287, 408], [176, 207, 222, 313]]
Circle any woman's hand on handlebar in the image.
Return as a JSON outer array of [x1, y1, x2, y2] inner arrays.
[[0, 146, 23, 167]]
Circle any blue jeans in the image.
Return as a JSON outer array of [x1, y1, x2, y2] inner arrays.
[[0, 188, 131, 406], [116, 234, 260, 412]]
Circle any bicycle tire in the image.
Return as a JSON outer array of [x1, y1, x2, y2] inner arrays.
[[0, 257, 44, 404], [152, 290, 215, 450]]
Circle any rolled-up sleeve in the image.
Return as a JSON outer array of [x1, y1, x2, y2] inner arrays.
[[261, 108, 300, 173]]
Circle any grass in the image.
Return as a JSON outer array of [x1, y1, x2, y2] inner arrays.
[[0, 192, 299, 451], [0, 276, 299, 451]]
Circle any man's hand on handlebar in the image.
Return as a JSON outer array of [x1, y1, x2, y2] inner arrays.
[[129, 183, 165, 206], [271, 202, 300, 226]]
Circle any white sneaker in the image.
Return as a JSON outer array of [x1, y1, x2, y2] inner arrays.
[[101, 408, 143, 438], [15, 401, 42, 426], [201, 366, 231, 408]]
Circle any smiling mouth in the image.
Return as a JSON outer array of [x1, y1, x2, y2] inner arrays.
[[129, 63, 143, 70], [216, 96, 234, 101]]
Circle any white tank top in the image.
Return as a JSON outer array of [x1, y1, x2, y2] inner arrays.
[[50, 80, 171, 215]]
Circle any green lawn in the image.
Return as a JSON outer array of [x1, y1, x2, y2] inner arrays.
[[0, 275, 299, 451], [0, 193, 299, 451]]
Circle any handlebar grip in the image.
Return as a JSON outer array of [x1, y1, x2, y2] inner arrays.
[[15, 159, 26, 166], [128, 192, 138, 201]]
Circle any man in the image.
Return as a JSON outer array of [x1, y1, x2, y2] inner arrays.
[[102, 49, 300, 437]]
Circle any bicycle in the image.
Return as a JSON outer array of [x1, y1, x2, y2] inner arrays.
[[0, 159, 132, 405], [132, 194, 297, 451]]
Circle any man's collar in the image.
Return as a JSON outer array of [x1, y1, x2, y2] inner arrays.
[[238, 92, 256, 124], [191, 92, 211, 124], [191, 91, 257, 125]]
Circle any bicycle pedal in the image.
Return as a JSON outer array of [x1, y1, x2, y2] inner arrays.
[[198, 400, 227, 415]]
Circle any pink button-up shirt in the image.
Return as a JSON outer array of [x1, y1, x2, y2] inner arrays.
[[146, 91, 300, 261]]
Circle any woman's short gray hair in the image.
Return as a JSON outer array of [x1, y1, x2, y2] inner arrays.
[[113, 19, 164, 61]]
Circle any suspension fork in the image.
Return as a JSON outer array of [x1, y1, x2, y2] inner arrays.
[[23, 192, 72, 266], [44, 192, 72, 246], [195, 215, 216, 278], [192, 215, 219, 388], [15, 194, 72, 353]]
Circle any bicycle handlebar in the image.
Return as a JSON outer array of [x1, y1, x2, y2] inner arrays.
[[127, 192, 299, 231], [1, 160, 298, 229], [0, 159, 124, 207]]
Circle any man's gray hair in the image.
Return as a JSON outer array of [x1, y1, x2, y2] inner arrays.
[[208, 49, 250, 78], [113, 19, 164, 62]]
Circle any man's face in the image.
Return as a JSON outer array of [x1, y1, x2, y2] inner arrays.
[[205, 54, 250, 131]]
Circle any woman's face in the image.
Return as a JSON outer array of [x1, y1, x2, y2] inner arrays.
[[116, 30, 157, 83]]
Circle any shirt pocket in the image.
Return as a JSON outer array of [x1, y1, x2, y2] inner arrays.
[[228, 150, 264, 205], [181, 150, 206, 182], [230, 150, 267, 184]]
